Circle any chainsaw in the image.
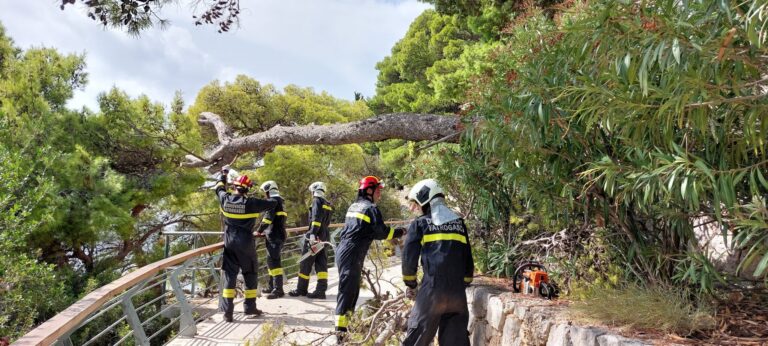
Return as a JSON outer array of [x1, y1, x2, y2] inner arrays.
[[298, 239, 336, 262], [512, 261, 559, 300]]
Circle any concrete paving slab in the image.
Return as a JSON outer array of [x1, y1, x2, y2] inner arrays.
[[168, 256, 404, 346]]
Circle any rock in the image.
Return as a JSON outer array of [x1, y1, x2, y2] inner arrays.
[[487, 295, 506, 331], [514, 305, 529, 319], [597, 334, 651, 346], [465, 287, 658, 346], [546, 323, 572, 346], [472, 320, 488, 346], [468, 308, 476, 330], [486, 319, 495, 343], [501, 315, 522, 346], [569, 326, 606, 346], [466, 285, 476, 296], [499, 293, 519, 316], [518, 311, 552, 346], [472, 286, 492, 319]]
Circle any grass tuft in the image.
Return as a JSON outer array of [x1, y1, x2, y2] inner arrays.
[[570, 285, 716, 335]]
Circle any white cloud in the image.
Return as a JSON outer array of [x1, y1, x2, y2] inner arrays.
[[0, 0, 430, 110], [216, 66, 249, 83]]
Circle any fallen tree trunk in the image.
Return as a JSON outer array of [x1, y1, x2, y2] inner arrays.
[[182, 112, 464, 172]]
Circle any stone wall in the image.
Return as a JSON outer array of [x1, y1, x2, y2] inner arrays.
[[466, 286, 655, 346]]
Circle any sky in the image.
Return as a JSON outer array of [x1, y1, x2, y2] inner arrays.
[[0, 0, 430, 110]]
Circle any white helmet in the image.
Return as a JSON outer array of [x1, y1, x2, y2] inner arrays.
[[260, 180, 279, 193], [309, 181, 326, 195], [407, 179, 444, 206]]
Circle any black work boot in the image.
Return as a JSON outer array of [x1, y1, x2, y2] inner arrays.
[[262, 277, 274, 294], [335, 331, 346, 344], [244, 307, 263, 317], [288, 289, 308, 297], [306, 291, 326, 299], [266, 290, 284, 299], [224, 314, 234, 323]]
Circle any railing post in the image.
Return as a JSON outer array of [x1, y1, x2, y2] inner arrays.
[[169, 259, 197, 337], [162, 233, 170, 304], [207, 256, 221, 284], [120, 279, 151, 346], [191, 236, 198, 296], [207, 255, 223, 309]]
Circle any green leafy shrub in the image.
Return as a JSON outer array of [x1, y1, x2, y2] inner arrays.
[[0, 254, 69, 340], [485, 241, 519, 277]]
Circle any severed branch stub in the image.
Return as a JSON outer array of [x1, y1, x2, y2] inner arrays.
[[182, 111, 464, 173]]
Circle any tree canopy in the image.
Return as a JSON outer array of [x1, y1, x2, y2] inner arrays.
[[5, 0, 768, 341], [0, 29, 407, 336], [424, 0, 768, 291]]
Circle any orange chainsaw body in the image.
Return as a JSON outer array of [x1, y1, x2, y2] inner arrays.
[[519, 270, 549, 294], [512, 262, 558, 299]]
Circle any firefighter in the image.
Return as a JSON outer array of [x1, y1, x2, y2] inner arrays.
[[401, 179, 473, 346], [257, 180, 288, 299], [289, 181, 333, 299], [334, 176, 406, 339], [215, 166, 277, 323]]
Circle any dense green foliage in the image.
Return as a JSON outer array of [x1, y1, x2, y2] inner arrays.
[[6, 0, 768, 340], [366, 0, 768, 301], [366, 9, 482, 183], [0, 22, 213, 338], [0, 26, 401, 339], [369, 10, 472, 114], [413, 0, 768, 294]]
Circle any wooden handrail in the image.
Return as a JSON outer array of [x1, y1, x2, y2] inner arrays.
[[14, 219, 412, 346], [159, 220, 412, 236], [287, 220, 411, 234], [13, 243, 224, 346]]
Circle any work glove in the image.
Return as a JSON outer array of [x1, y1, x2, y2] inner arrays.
[[405, 286, 417, 300], [309, 234, 317, 243]]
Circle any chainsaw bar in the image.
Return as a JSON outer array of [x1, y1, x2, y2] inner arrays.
[[298, 241, 336, 262]]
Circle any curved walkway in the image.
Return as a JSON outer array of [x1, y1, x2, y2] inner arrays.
[[168, 258, 404, 346]]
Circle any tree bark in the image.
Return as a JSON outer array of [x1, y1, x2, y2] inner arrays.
[[183, 112, 464, 172]]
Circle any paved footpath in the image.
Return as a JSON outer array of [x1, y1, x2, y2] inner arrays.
[[168, 257, 404, 346]]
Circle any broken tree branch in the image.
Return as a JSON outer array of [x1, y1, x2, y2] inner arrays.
[[183, 112, 464, 172], [415, 132, 462, 152], [349, 293, 406, 345], [198, 111, 234, 144]]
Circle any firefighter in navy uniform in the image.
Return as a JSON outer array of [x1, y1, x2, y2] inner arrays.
[[215, 166, 277, 323], [401, 179, 473, 346], [289, 181, 334, 299], [257, 180, 288, 299], [334, 176, 406, 340]]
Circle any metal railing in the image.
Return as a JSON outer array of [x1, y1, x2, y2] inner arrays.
[[161, 227, 337, 294], [13, 220, 409, 346]]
